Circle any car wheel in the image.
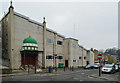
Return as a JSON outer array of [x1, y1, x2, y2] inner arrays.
[[110, 71, 113, 74]]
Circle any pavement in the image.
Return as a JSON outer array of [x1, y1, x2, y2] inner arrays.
[[0, 67, 74, 77]]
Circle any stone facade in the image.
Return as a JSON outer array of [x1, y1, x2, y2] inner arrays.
[[64, 38, 87, 68], [87, 49, 94, 65], [0, 5, 66, 69], [0, 21, 2, 65], [1, 4, 88, 69], [93, 49, 99, 63]]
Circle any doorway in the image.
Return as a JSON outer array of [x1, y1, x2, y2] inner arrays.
[[65, 60, 68, 67]]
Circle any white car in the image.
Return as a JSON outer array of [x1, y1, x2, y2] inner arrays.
[[115, 65, 119, 72], [101, 64, 115, 74], [93, 63, 99, 69]]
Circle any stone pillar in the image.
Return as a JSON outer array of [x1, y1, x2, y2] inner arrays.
[[43, 17, 46, 68], [8, 1, 14, 70]]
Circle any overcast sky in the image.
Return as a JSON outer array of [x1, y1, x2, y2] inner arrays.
[[0, 0, 118, 51]]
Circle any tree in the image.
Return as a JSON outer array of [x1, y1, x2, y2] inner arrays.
[[104, 47, 118, 56], [98, 49, 104, 54]]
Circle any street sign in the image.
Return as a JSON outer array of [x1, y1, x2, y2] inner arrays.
[[36, 68, 42, 72], [54, 54, 57, 59], [98, 54, 102, 60]]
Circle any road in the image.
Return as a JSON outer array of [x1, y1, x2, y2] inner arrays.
[[2, 68, 119, 81]]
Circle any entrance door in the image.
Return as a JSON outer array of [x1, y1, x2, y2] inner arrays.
[[22, 55, 36, 65], [65, 60, 68, 67]]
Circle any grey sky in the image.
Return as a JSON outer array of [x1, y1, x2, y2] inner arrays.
[[0, 1, 118, 50]]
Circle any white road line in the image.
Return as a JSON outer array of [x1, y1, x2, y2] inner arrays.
[[73, 78, 79, 79], [88, 76, 94, 78], [81, 73, 85, 74], [76, 71, 81, 72], [84, 70, 90, 71]]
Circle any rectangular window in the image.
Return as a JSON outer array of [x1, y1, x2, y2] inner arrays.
[[0, 24, 1, 31], [79, 56, 82, 59], [57, 56, 63, 59], [47, 38, 53, 44], [84, 56, 86, 60], [73, 60, 76, 62], [2, 21, 4, 28], [73, 44, 76, 48], [46, 55, 53, 59], [0, 37, 1, 42], [37, 27, 40, 32], [57, 41, 63, 45], [4, 17, 8, 27]]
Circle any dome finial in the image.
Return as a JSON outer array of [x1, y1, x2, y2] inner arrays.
[[10, 0, 12, 6], [43, 17, 46, 23], [9, 0, 14, 9], [29, 34, 31, 37]]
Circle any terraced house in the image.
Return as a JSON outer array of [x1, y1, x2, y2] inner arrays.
[[0, 2, 88, 70]]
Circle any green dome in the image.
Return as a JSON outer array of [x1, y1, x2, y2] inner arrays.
[[23, 35, 37, 44]]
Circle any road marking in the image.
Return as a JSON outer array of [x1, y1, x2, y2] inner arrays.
[[80, 80, 83, 81], [88, 76, 94, 78], [73, 78, 79, 80], [84, 70, 90, 71], [81, 73, 85, 75], [76, 71, 81, 72]]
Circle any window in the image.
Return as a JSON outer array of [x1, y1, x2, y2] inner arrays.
[[5, 17, 8, 27], [46, 55, 54, 59], [0, 37, 1, 42], [6, 17, 8, 26], [2, 21, 4, 28], [57, 41, 63, 45], [57, 56, 63, 59], [73, 44, 76, 48], [84, 57, 86, 60], [79, 56, 82, 59], [37, 27, 40, 32], [47, 38, 53, 44], [0, 24, 1, 31], [73, 60, 76, 62]]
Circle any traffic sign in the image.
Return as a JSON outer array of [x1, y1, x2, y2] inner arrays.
[[98, 54, 102, 60], [54, 54, 57, 59]]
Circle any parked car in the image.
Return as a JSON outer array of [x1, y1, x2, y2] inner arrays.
[[93, 63, 99, 69], [115, 64, 119, 72], [116, 63, 120, 69], [84, 64, 94, 69], [93, 63, 103, 69], [101, 64, 116, 74]]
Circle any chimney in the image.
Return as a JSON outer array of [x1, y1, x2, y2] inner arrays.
[[91, 48, 93, 51]]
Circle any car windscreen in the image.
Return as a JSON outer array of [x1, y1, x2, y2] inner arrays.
[[104, 65, 112, 68], [94, 64, 98, 65], [87, 64, 92, 67]]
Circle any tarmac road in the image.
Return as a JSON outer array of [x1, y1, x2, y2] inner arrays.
[[2, 68, 119, 81]]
